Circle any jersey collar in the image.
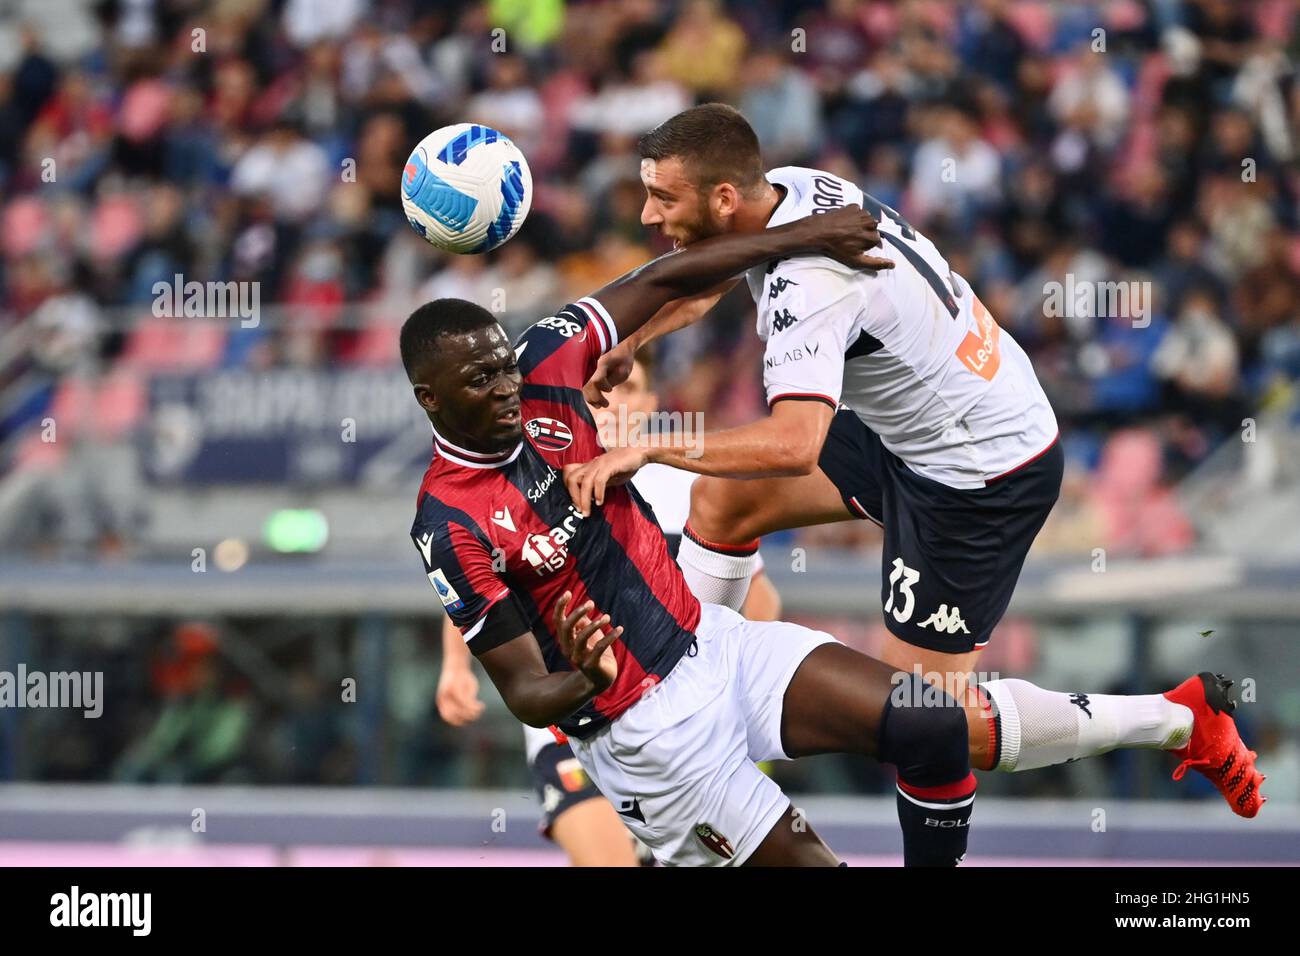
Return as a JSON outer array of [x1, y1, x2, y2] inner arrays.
[[431, 423, 523, 469]]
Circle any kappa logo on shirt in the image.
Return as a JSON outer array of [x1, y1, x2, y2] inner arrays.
[[771, 308, 800, 333], [767, 276, 799, 300]]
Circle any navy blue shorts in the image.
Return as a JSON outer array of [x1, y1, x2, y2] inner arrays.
[[817, 409, 1062, 654], [532, 740, 604, 837]]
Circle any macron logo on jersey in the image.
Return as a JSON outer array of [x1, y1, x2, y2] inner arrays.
[[414, 531, 435, 567], [491, 507, 516, 533]]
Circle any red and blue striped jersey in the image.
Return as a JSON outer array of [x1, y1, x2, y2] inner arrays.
[[411, 297, 702, 739]]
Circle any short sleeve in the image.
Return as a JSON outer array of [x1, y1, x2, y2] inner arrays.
[[515, 297, 619, 389], [412, 521, 524, 654], [757, 260, 861, 409]]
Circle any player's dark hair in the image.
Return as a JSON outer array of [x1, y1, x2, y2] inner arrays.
[[637, 103, 766, 197], [400, 298, 499, 381]]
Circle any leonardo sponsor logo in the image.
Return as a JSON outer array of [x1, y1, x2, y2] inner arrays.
[[0, 665, 102, 718], [50, 886, 151, 936]]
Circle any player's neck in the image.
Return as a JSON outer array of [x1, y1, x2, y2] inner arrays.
[[731, 182, 785, 234], [430, 415, 517, 460]]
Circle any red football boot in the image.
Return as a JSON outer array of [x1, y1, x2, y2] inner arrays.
[[1165, 672, 1265, 818]]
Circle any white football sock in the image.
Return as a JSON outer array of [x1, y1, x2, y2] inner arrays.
[[981, 678, 1193, 772], [676, 531, 760, 611]]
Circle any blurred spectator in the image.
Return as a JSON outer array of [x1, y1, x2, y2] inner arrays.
[[0, 0, 1293, 567], [908, 102, 1002, 225], [230, 119, 331, 223], [657, 0, 747, 96], [114, 624, 254, 784]]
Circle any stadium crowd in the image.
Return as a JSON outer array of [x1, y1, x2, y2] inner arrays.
[[1, 0, 1298, 798], [1, 0, 1297, 560]]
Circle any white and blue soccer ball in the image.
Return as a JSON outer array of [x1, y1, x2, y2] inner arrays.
[[401, 123, 533, 254]]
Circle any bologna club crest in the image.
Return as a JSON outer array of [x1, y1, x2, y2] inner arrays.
[[694, 823, 734, 860], [526, 417, 573, 451]]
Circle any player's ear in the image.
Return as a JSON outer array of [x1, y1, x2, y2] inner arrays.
[[713, 182, 740, 218], [413, 383, 438, 413]]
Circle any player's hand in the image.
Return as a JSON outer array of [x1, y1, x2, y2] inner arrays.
[[563, 446, 648, 516], [585, 343, 635, 409], [436, 661, 485, 726], [794, 205, 894, 271], [552, 591, 621, 693]]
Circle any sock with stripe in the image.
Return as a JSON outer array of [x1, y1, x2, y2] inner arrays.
[[676, 525, 760, 611], [979, 678, 1193, 771], [878, 673, 975, 866]]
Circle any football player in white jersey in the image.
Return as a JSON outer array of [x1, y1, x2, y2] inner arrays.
[[436, 349, 784, 865], [568, 104, 1263, 818]]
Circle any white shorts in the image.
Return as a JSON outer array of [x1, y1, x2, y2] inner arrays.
[[568, 602, 839, 867]]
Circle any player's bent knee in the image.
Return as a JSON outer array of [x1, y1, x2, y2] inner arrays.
[[689, 476, 764, 544], [877, 672, 970, 785]]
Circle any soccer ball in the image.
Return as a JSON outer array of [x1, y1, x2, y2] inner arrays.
[[401, 123, 533, 254]]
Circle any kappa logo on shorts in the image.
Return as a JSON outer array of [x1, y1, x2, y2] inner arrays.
[[694, 823, 734, 860], [918, 604, 970, 635], [526, 417, 573, 451]]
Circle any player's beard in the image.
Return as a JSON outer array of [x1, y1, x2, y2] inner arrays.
[[671, 202, 728, 248]]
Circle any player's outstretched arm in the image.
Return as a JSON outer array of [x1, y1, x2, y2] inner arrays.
[[585, 286, 729, 408], [477, 592, 623, 729], [564, 398, 835, 514], [591, 205, 892, 345]]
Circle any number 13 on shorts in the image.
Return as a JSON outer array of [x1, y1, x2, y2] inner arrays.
[[884, 557, 921, 624]]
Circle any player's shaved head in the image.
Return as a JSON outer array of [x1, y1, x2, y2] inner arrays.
[[637, 104, 766, 197]]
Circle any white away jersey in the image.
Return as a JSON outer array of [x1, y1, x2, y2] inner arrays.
[[631, 462, 696, 536], [745, 166, 1058, 489]]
